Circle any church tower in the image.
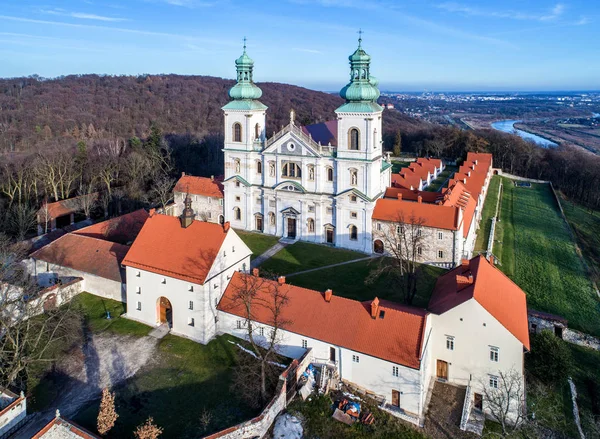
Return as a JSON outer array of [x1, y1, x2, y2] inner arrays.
[[335, 34, 384, 198]]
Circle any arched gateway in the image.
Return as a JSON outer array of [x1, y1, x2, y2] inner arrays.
[[157, 297, 173, 327]]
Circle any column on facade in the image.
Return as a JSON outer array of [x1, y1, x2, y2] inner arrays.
[[314, 200, 322, 243], [334, 204, 343, 248]]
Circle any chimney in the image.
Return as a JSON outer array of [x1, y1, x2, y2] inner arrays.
[[252, 268, 260, 277], [475, 159, 478, 165], [456, 274, 474, 289], [397, 193, 402, 201], [467, 171, 471, 177], [278, 276, 286, 285], [211, 175, 214, 181], [463, 178, 467, 184], [489, 256, 495, 267], [417, 195, 422, 204], [149, 208, 156, 217], [461, 258, 470, 270], [223, 221, 230, 233], [324, 289, 333, 302], [371, 297, 380, 319]]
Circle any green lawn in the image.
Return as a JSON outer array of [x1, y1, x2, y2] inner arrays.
[[560, 195, 600, 285], [288, 258, 445, 308], [473, 175, 501, 253], [493, 178, 600, 336], [74, 334, 257, 438], [259, 241, 365, 275], [236, 230, 279, 260], [424, 165, 458, 192]]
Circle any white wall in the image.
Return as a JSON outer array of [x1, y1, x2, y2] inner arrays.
[[173, 192, 224, 223], [0, 393, 26, 437]]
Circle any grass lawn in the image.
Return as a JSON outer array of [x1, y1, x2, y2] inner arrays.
[[236, 229, 279, 260], [560, 195, 600, 285], [287, 394, 426, 439], [74, 334, 257, 438], [569, 343, 600, 434], [259, 241, 365, 275], [473, 175, 501, 253], [288, 258, 445, 308], [493, 178, 600, 336], [424, 165, 458, 192], [391, 161, 410, 173]]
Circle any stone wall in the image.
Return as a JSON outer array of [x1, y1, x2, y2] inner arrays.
[[204, 349, 313, 439]]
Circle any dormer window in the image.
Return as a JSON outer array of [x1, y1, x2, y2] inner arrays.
[[349, 128, 360, 150]]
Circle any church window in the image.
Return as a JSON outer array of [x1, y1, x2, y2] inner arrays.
[[254, 123, 260, 140], [326, 167, 334, 182], [349, 128, 360, 151], [308, 165, 315, 181], [308, 205, 315, 213], [350, 195, 357, 203], [257, 161, 262, 174], [351, 212, 357, 219], [350, 169, 358, 186], [307, 218, 315, 233], [234, 159, 241, 173], [234, 207, 241, 221], [282, 162, 302, 178], [235, 196, 241, 202], [350, 225, 358, 240], [233, 123, 242, 142]]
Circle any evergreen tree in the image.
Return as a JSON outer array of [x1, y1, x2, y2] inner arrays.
[[393, 129, 402, 156], [146, 124, 162, 152]]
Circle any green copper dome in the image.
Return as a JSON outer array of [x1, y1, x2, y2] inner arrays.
[[337, 35, 381, 110], [224, 39, 266, 108]]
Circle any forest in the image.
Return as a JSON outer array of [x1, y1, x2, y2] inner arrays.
[[0, 74, 599, 242]]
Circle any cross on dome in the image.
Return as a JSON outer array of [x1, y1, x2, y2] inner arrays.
[[358, 28, 363, 47]]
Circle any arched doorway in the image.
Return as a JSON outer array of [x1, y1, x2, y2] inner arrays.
[[218, 215, 224, 225], [157, 297, 173, 328], [374, 239, 384, 254]]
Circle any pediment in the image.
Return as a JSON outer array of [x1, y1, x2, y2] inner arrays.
[[281, 206, 301, 215], [263, 130, 320, 157], [274, 181, 306, 194]]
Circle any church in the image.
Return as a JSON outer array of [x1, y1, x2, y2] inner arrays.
[[222, 38, 392, 253]]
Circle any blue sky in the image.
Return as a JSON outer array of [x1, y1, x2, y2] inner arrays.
[[0, 0, 598, 91]]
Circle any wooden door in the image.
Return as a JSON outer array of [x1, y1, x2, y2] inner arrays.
[[391, 390, 400, 407], [287, 218, 296, 239], [436, 360, 448, 380], [256, 216, 263, 232], [160, 305, 166, 323], [329, 347, 336, 362], [326, 228, 334, 243], [474, 393, 483, 411]]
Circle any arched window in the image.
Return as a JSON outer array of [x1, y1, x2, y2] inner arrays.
[[268, 212, 276, 226], [374, 239, 384, 254], [350, 169, 358, 186], [307, 218, 315, 233], [233, 123, 242, 142], [218, 215, 224, 225], [326, 167, 334, 182], [349, 128, 359, 151], [233, 207, 241, 221], [257, 161, 262, 174], [234, 159, 241, 173], [349, 225, 358, 241], [282, 162, 301, 178]]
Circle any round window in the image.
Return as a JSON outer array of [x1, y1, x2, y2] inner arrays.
[[287, 143, 296, 151]]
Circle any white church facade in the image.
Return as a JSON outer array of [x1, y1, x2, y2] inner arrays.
[[221, 39, 392, 253]]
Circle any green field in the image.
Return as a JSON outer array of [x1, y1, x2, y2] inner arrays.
[[236, 230, 279, 260], [424, 165, 457, 192], [493, 178, 600, 336], [259, 241, 365, 275], [288, 258, 444, 308], [473, 175, 501, 253], [560, 196, 600, 285]]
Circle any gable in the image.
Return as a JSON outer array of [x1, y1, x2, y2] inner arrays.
[[262, 130, 320, 158]]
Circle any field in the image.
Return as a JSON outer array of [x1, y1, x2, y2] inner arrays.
[[288, 258, 445, 308], [473, 175, 501, 253], [560, 195, 600, 285], [236, 230, 279, 260], [493, 178, 600, 336], [259, 241, 365, 275], [30, 293, 259, 438]]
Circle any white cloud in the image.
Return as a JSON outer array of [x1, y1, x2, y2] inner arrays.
[[40, 8, 128, 22], [437, 2, 566, 22], [293, 47, 323, 54]]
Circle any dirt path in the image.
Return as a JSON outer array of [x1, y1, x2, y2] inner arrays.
[[12, 333, 157, 438]]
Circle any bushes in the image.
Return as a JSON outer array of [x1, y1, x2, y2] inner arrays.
[[526, 331, 572, 384]]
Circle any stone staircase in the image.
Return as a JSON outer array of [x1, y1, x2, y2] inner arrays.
[[423, 381, 480, 439]]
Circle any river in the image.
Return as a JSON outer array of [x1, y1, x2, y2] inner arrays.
[[491, 120, 558, 148]]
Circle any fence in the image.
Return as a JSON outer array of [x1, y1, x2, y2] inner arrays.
[[204, 348, 313, 439], [459, 380, 472, 431]]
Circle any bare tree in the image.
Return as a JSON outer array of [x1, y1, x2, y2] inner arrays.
[[5, 203, 38, 241], [34, 150, 79, 201], [225, 272, 291, 406], [368, 212, 427, 305], [480, 368, 526, 436], [0, 235, 82, 388], [97, 387, 118, 435], [150, 173, 174, 211], [76, 186, 98, 220], [134, 417, 163, 439]]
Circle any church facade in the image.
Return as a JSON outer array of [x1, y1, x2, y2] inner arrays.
[[222, 39, 392, 253]]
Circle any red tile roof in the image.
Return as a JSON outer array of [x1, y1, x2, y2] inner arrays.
[[302, 120, 338, 146], [441, 182, 477, 238], [391, 172, 422, 190], [37, 194, 98, 220], [32, 416, 100, 438], [218, 272, 428, 369], [122, 214, 228, 284], [384, 187, 443, 203], [174, 174, 224, 198], [73, 209, 149, 245], [428, 255, 530, 350], [448, 153, 492, 200], [416, 157, 443, 169], [373, 198, 460, 231], [30, 234, 127, 283]]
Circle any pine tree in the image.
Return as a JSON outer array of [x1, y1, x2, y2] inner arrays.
[[97, 388, 118, 436], [393, 129, 402, 157], [134, 417, 163, 439], [146, 123, 162, 152]]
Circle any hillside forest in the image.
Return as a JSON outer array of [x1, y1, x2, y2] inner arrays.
[[0, 74, 599, 241]]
